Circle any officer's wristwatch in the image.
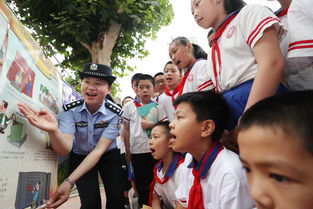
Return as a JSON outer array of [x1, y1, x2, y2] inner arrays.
[[64, 177, 75, 188]]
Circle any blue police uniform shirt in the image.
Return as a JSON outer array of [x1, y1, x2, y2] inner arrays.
[[59, 99, 120, 155]]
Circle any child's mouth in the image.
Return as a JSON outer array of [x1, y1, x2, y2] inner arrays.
[[169, 134, 176, 144], [87, 93, 97, 97]]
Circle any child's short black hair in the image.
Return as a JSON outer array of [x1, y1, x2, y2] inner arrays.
[[239, 90, 313, 155], [152, 121, 171, 137], [154, 72, 164, 78], [122, 96, 133, 106], [173, 91, 229, 142], [164, 61, 182, 73], [131, 73, 143, 85], [224, 0, 246, 14], [136, 74, 155, 86]]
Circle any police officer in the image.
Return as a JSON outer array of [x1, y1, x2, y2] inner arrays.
[[18, 63, 125, 209]]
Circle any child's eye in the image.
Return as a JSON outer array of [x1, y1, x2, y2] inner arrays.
[[269, 173, 291, 183], [195, 0, 200, 7], [242, 165, 251, 173]]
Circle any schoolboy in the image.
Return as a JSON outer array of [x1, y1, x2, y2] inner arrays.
[[158, 61, 182, 121], [123, 74, 168, 207], [131, 73, 143, 99], [18, 63, 124, 209], [169, 91, 254, 209], [238, 90, 313, 209], [154, 72, 166, 98], [148, 121, 185, 209]]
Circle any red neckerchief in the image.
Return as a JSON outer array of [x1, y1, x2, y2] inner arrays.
[[133, 98, 141, 107], [164, 85, 180, 103], [176, 63, 195, 97], [211, 11, 240, 93], [148, 153, 185, 205], [275, 7, 289, 17], [188, 142, 224, 209], [134, 99, 154, 107]]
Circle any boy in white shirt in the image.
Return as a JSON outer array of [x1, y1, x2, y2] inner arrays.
[[123, 74, 168, 207], [238, 90, 313, 209], [149, 121, 185, 209], [169, 91, 254, 209]]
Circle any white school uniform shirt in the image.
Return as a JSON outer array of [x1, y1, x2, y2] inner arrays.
[[157, 93, 177, 122], [175, 151, 254, 209], [182, 59, 214, 94], [153, 162, 185, 209], [122, 101, 167, 154], [287, 0, 313, 58], [275, 8, 289, 58], [207, 4, 283, 93], [283, 0, 313, 90]]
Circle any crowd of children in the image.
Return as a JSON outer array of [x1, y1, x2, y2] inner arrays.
[[117, 0, 312, 209], [18, 0, 312, 208]]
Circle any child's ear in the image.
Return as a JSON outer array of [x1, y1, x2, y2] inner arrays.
[[168, 141, 173, 149], [186, 42, 193, 52], [200, 120, 215, 138]]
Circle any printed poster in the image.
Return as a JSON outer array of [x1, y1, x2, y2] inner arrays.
[[0, 1, 80, 208]]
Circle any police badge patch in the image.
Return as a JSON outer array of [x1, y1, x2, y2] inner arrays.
[[90, 63, 98, 71]]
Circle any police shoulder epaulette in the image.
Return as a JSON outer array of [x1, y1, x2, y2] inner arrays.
[[63, 99, 84, 111], [105, 99, 123, 116]]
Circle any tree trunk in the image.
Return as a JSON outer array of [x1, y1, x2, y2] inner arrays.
[[81, 20, 121, 66]]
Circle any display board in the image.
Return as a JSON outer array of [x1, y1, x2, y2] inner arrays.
[[0, 1, 80, 208]]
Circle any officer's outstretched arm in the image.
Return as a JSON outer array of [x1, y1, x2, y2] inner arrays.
[[18, 103, 73, 155]]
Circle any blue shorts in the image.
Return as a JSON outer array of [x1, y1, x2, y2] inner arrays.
[[222, 80, 287, 130]]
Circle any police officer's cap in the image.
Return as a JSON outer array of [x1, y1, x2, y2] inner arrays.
[[78, 63, 116, 85]]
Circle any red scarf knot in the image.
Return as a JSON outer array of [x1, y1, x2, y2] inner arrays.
[[211, 10, 240, 93]]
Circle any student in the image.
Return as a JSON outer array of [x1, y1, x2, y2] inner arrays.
[[169, 36, 214, 97], [18, 63, 124, 209], [154, 72, 166, 99], [131, 73, 143, 99], [169, 91, 254, 209], [238, 90, 313, 209], [191, 0, 287, 130], [117, 96, 134, 208], [158, 61, 182, 121], [148, 121, 185, 209], [122, 96, 133, 107], [285, 0, 313, 90], [123, 74, 168, 207]]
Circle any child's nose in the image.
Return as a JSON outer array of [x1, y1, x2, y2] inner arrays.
[[249, 176, 274, 209], [169, 120, 175, 129]]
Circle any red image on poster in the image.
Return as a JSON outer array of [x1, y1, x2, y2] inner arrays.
[[7, 51, 35, 98]]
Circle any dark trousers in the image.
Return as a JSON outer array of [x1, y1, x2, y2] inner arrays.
[[131, 153, 157, 206], [70, 149, 125, 209]]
